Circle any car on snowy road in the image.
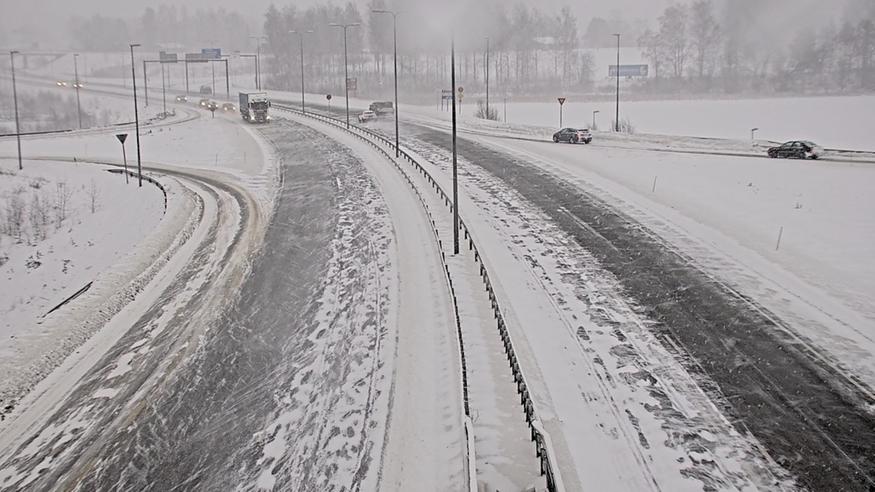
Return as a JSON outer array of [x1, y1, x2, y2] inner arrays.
[[175, 95, 188, 103], [198, 98, 210, 108], [767, 141, 822, 159], [358, 110, 377, 123], [553, 128, 592, 144], [222, 102, 236, 112]]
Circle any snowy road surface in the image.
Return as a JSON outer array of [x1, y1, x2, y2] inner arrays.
[[399, 122, 875, 490], [0, 119, 444, 490]]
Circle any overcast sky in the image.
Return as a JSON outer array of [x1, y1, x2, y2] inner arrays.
[[2, 0, 675, 20]]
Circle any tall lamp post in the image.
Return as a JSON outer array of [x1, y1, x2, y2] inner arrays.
[[485, 36, 490, 119], [451, 35, 459, 255], [329, 22, 360, 128], [249, 35, 267, 90], [613, 33, 621, 132], [129, 43, 143, 187], [289, 30, 314, 113], [73, 54, 82, 129], [372, 9, 400, 157], [9, 50, 22, 170]]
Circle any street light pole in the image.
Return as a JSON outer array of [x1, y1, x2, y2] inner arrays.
[[373, 9, 400, 157], [613, 33, 621, 132], [451, 35, 459, 255], [130, 44, 143, 187], [250, 35, 267, 90], [289, 30, 314, 113], [9, 50, 22, 170], [73, 54, 82, 129], [330, 22, 360, 129], [161, 62, 167, 117], [485, 36, 490, 118]]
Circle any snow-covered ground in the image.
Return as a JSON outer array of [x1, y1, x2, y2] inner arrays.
[[0, 159, 165, 393], [445, 95, 875, 151]]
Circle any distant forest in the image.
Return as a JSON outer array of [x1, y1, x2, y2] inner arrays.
[[61, 0, 875, 98]]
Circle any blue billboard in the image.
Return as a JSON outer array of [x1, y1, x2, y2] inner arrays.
[[609, 64, 649, 77]]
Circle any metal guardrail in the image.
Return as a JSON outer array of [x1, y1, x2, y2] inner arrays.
[[277, 105, 564, 492]]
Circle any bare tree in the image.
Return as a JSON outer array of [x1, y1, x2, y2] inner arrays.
[[88, 179, 99, 214], [4, 190, 26, 243], [54, 181, 74, 229], [29, 191, 49, 242], [689, 0, 720, 79], [659, 5, 690, 79]]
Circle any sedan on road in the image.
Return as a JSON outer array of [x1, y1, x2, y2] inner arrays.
[[767, 141, 822, 159], [553, 128, 592, 144], [358, 110, 377, 123], [175, 95, 188, 103]]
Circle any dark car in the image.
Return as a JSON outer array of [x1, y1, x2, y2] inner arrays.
[[767, 141, 822, 159], [553, 128, 592, 144], [222, 102, 236, 112]]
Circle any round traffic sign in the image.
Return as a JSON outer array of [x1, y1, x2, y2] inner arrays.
[[326, 94, 332, 100], [458, 87, 464, 93]]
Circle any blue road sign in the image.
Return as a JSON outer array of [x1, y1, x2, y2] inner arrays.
[[609, 64, 649, 77]]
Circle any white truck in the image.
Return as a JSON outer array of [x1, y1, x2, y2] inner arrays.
[[239, 92, 271, 123]]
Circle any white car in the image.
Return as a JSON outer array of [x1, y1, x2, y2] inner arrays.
[[358, 110, 377, 123]]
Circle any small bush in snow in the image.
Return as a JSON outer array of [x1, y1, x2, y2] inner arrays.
[[475, 100, 500, 121], [54, 181, 74, 229], [612, 118, 636, 134]]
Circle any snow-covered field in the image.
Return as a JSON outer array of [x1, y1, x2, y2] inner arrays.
[[470, 95, 875, 151], [0, 159, 165, 374]]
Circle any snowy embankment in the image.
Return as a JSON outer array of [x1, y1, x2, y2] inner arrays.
[[474, 135, 875, 393], [0, 160, 172, 414], [0, 89, 278, 430]]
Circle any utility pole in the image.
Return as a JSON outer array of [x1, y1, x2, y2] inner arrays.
[[485, 36, 490, 119], [73, 54, 82, 129], [451, 36, 459, 255], [143, 60, 149, 106], [224, 59, 230, 99], [290, 30, 314, 113], [614, 33, 621, 132], [250, 35, 267, 90], [373, 9, 400, 156], [9, 50, 22, 170], [161, 62, 167, 117], [330, 22, 360, 128], [130, 44, 143, 187]]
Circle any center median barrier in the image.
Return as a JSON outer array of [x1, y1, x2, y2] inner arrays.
[[275, 104, 565, 492]]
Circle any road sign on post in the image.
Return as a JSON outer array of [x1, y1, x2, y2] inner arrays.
[[201, 48, 222, 60], [159, 51, 178, 63], [558, 97, 566, 127], [115, 133, 130, 184], [609, 64, 649, 77]]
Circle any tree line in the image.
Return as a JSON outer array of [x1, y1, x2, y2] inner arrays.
[[261, 0, 595, 98], [638, 0, 875, 94]]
